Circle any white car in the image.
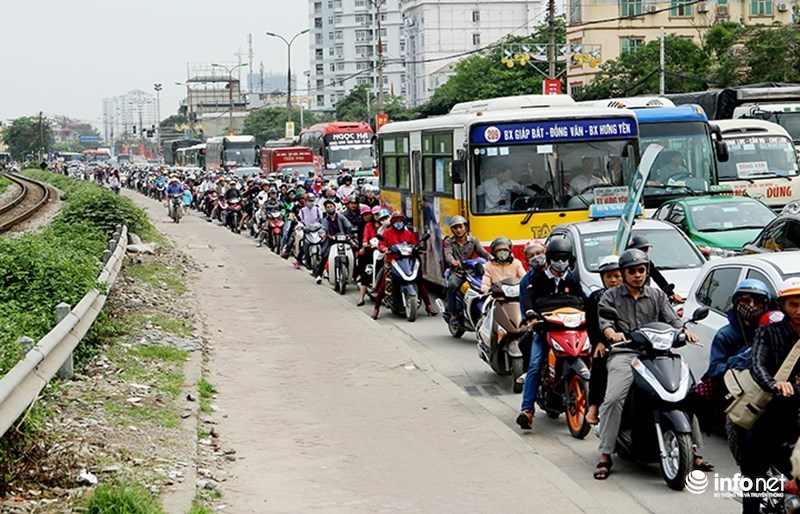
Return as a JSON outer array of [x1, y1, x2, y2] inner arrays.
[[680, 252, 800, 379], [548, 218, 707, 298]]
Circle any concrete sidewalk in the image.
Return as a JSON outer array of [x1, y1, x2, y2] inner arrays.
[[128, 192, 646, 513]]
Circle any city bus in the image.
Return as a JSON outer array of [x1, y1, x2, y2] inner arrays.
[[163, 138, 201, 166], [714, 118, 800, 208], [299, 121, 375, 175], [579, 98, 728, 209], [57, 152, 84, 163], [205, 135, 259, 170], [82, 148, 112, 162], [378, 94, 641, 285], [176, 143, 206, 169]]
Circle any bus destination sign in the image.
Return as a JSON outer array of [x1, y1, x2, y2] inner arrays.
[[471, 118, 637, 145]]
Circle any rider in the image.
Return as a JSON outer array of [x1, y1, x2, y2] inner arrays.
[[314, 199, 354, 284], [355, 205, 376, 306], [593, 248, 700, 480], [371, 212, 437, 319], [360, 185, 380, 208], [516, 238, 585, 430], [336, 174, 356, 201], [166, 177, 183, 218], [628, 235, 682, 303], [584, 255, 623, 425], [443, 216, 491, 326], [479, 237, 526, 294], [342, 194, 362, 228]]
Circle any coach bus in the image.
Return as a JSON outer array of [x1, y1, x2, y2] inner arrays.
[[162, 138, 201, 166], [299, 121, 375, 175], [176, 143, 206, 169], [378, 94, 641, 285], [83, 148, 112, 162], [205, 135, 259, 170]]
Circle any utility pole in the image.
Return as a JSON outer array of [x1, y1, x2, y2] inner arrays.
[[375, 0, 385, 114], [154, 83, 162, 155], [659, 27, 665, 95], [547, 0, 556, 79], [212, 63, 248, 131], [39, 111, 44, 161]]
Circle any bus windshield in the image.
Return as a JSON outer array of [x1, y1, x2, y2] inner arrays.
[[225, 142, 257, 166], [640, 121, 714, 198], [718, 136, 799, 180], [326, 144, 374, 170], [470, 139, 639, 214]]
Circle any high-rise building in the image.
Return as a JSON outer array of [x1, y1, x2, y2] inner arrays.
[[308, 0, 406, 112], [102, 90, 158, 142], [401, 0, 546, 108]]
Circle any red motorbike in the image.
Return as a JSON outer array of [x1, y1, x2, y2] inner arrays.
[[267, 211, 284, 252], [203, 191, 218, 218], [534, 307, 592, 439], [226, 198, 243, 233]]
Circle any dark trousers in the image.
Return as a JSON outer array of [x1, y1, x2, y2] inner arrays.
[[314, 240, 332, 278], [589, 352, 608, 407]]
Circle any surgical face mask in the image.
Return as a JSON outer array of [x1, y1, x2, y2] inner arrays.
[[325, 207, 336, 215], [392, 222, 404, 231], [550, 259, 570, 273], [528, 254, 546, 269], [495, 250, 511, 262], [381, 218, 390, 227]]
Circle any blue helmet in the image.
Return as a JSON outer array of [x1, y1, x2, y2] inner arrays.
[[734, 279, 771, 301]]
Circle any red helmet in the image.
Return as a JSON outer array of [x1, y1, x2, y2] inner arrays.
[[326, 188, 336, 197], [390, 211, 404, 222]]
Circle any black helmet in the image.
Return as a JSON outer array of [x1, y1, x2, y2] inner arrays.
[[628, 235, 652, 250], [545, 238, 573, 263], [619, 248, 649, 270], [490, 236, 512, 252]]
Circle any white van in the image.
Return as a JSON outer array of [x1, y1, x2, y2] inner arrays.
[[714, 119, 800, 208]]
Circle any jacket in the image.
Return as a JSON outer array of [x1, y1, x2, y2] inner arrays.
[[522, 267, 585, 315], [705, 309, 756, 379], [379, 227, 418, 264], [481, 259, 526, 293], [586, 288, 605, 347]]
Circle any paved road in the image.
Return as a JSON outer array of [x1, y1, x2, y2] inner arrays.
[[127, 192, 743, 513]]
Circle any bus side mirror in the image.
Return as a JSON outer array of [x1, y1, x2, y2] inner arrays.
[[451, 160, 466, 184], [716, 141, 729, 163]]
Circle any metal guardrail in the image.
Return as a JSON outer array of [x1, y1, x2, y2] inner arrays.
[[0, 225, 128, 438]]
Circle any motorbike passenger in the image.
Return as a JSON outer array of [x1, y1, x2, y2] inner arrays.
[[479, 237, 525, 294], [584, 255, 623, 425], [371, 212, 437, 320], [739, 278, 800, 514], [443, 216, 490, 326], [342, 195, 362, 229], [594, 248, 702, 480], [181, 184, 193, 215], [355, 205, 376, 306], [516, 238, 585, 430], [515, 241, 547, 385], [360, 185, 380, 208], [376, 209, 391, 235], [311, 176, 324, 196], [628, 235, 682, 303], [314, 199, 354, 284], [336, 174, 356, 201]]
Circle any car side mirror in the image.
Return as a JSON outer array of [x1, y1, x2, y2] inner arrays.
[[451, 160, 466, 185], [691, 307, 709, 322], [599, 307, 620, 321]]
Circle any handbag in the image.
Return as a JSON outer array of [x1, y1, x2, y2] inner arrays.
[[724, 338, 800, 430]]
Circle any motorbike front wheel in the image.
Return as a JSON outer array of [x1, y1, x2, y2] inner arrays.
[[448, 320, 466, 339], [405, 294, 418, 322], [337, 261, 347, 295], [660, 429, 693, 490], [566, 375, 590, 439], [511, 356, 525, 394]]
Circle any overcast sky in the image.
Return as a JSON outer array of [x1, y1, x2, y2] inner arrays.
[[0, 1, 309, 126]]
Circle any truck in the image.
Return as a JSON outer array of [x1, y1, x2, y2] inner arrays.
[[260, 147, 315, 177], [666, 83, 800, 150]]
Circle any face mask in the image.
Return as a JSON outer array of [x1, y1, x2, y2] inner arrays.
[[495, 250, 511, 262], [325, 207, 336, 215], [381, 218, 390, 227], [550, 259, 570, 273], [393, 222, 404, 231], [736, 302, 765, 322], [529, 254, 546, 269]]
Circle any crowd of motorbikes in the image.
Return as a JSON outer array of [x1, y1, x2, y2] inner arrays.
[[60, 161, 800, 512]]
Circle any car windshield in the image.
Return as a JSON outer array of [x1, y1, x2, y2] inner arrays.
[[689, 201, 777, 231], [718, 135, 799, 180], [639, 121, 715, 197], [582, 228, 705, 272], [470, 139, 639, 214]]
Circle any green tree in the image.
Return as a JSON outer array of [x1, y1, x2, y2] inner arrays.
[[715, 26, 800, 86], [334, 85, 414, 125], [4, 117, 52, 159], [242, 107, 329, 143], [416, 17, 567, 117], [575, 36, 711, 100]]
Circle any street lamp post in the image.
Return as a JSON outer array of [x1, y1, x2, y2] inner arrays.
[[175, 82, 196, 139], [368, 0, 385, 115], [266, 29, 310, 123], [211, 63, 248, 131], [153, 83, 162, 157]]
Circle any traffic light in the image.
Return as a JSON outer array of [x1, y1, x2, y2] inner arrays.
[[132, 125, 136, 134]]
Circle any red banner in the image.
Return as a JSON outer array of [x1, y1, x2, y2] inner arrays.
[[376, 113, 389, 131]]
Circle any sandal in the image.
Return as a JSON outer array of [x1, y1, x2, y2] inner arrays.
[[356, 299, 365, 307], [693, 455, 714, 471], [593, 460, 612, 480]]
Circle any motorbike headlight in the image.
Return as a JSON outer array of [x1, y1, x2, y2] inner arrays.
[[640, 328, 674, 350], [399, 246, 413, 256], [558, 312, 584, 328], [501, 284, 520, 298], [550, 339, 565, 353]]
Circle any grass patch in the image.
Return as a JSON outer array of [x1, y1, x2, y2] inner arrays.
[[129, 345, 188, 363], [198, 378, 216, 414], [126, 261, 187, 295], [0, 175, 10, 195], [129, 314, 192, 338], [85, 482, 165, 514], [103, 401, 180, 430], [155, 371, 185, 397], [188, 500, 216, 514]]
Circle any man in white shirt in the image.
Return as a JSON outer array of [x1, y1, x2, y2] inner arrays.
[[568, 157, 605, 195], [476, 166, 538, 213]]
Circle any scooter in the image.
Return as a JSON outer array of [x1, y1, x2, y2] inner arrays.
[[226, 198, 243, 233], [533, 307, 591, 438], [214, 196, 228, 223], [434, 259, 486, 339], [365, 237, 384, 296], [267, 210, 285, 252], [154, 183, 166, 202], [599, 305, 709, 490], [476, 278, 526, 391], [327, 232, 356, 295], [169, 194, 183, 224], [381, 233, 430, 322], [204, 191, 218, 218], [303, 222, 325, 271]]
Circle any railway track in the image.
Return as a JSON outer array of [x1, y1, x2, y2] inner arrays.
[[0, 172, 51, 233]]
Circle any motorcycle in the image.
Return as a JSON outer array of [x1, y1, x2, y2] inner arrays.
[[365, 237, 384, 296], [169, 194, 183, 224], [327, 232, 356, 295], [303, 222, 325, 271], [266, 211, 285, 252], [214, 196, 228, 223], [226, 198, 243, 233], [154, 183, 166, 202], [381, 233, 430, 322], [533, 307, 591, 438], [203, 191, 218, 219], [434, 259, 486, 339], [599, 305, 709, 490], [476, 278, 526, 391]]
